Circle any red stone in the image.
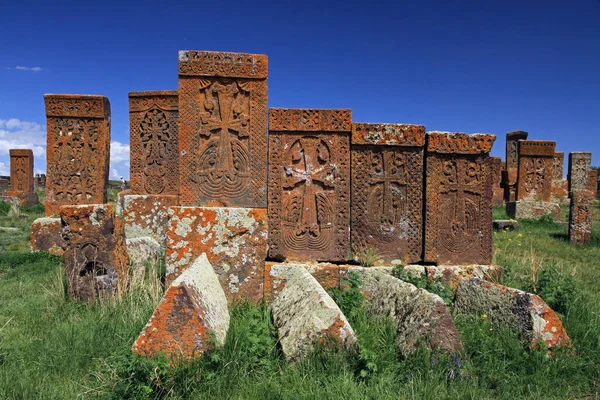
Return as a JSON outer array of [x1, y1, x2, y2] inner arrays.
[[516, 140, 555, 202], [489, 156, 504, 206], [351, 122, 425, 264], [424, 132, 495, 265], [44, 95, 110, 216], [123, 194, 179, 246], [7, 149, 36, 205], [504, 131, 528, 202], [129, 91, 179, 196], [30, 217, 64, 255], [268, 108, 351, 262], [569, 189, 594, 245], [178, 51, 268, 207], [568, 152, 592, 194]]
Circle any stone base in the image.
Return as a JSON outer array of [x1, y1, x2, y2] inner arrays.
[[166, 207, 268, 304], [123, 194, 178, 246], [132, 254, 230, 360], [30, 217, 65, 256], [506, 200, 560, 221]]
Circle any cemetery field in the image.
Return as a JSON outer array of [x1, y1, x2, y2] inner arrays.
[[0, 203, 599, 399]]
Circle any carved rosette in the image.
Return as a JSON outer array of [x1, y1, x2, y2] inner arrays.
[[44, 95, 110, 216], [268, 108, 351, 262], [424, 132, 495, 265], [178, 50, 267, 207], [129, 91, 178, 195]]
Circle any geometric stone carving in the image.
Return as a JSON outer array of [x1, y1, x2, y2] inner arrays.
[[489, 156, 504, 206], [568, 152, 592, 194], [351, 122, 425, 264], [424, 132, 495, 265], [8, 149, 34, 196], [516, 140, 555, 202], [504, 130, 528, 202], [568, 189, 594, 246], [553, 152, 564, 180], [178, 50, 268, 207], [268, 108, 352, 262], [44, 95, 111, 216], [128, 91, 179, 196], [551, 152, 569, 202]]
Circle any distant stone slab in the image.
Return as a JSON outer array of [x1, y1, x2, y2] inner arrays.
[[353, 267, 462, 356], [493, 220, 519, 231], [30, 217, 64, 256], [454, 278, 570, 350], [132, 254, 230, 359], [506, 200, 560, 221], [269, 264, 357, 362]]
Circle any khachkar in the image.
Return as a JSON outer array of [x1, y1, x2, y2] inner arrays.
[[424, 132, 495, 265], [489, 156, 504, 206], [178, 50, 268, 207], [268, 108, 351, 262], [507, 140, 560, 220], [568, 152, 591, 194], [568, 154, 594, 246], [8, 149, 38, 206], [551, 152, 568, 204], [351, 122, 425, 264], [503, 131, 528, 202], [44, 95, 111, 216], [125, 91, 180, 245]]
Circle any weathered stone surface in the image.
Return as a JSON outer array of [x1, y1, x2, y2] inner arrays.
[[588, 169, 598, 196], [166, 207, 267, 303], [126, 237, 162, 267], [489, 156, 504, 206], [129, 91, 179, 196], [568, 189, 594, 245], [504, 131, 528, 202], [44, 95, 111, 216], [123, 194, 178, 246], [264, 261, 343, 302], [268, 108, 351, 262], [385, 264, 503, 292], [354, 267, 462, 356], [269, 264, 356, 362], [424, 132, 495, 265], [493, 219, 519, 231], [516, 140, 555, 202], [30, 217, 64, 255], [115, 189, 130, 215], [506, 200, 561, 221], [568, 152, 591, 194], [551, 152, 569, 204], [454, 278, 570, 350], [132, 254, 229, 359], [552, 152, 564, 180], [351, 123, 425, 264], [60, 204, 127, 300], [8, 149, 37, 206], [178, 50, 268, 208]]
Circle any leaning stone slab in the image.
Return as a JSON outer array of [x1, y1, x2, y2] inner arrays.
[[30, 217, 65, 256], [353, 267, 462, 357], [132, 254, 229, 359], [454, 278, 570, 350], [269, 264, 357, 362]]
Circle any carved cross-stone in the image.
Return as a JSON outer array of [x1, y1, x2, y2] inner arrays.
[[369, 151, 407, 229]]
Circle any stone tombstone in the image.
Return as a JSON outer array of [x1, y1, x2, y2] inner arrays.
[[44, 95, 111, 216], [351, 122, 425, 264], [568, 152, 592, 194], [178, 50, 268, 207], [489, 156, 504, 206], [516, 140, 555, 202], [8, 149, 34, 196], [569, 189, 594, 246], [553, 152, 564, 180], [504, 131, 528, 201], [268, 108, 352, 262], [129, 91, 179, 196], [589, 169, 598, 197], [424, 132, 496, 265]]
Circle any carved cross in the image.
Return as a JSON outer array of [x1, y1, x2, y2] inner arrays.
[[370, 151, 406, 226], [440, 159, 481, 233]]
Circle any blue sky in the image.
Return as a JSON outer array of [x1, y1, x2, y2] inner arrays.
[[1, 0, 599, 178]]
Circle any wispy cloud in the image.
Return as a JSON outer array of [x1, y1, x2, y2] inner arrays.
[[7, 66, 42, 72]]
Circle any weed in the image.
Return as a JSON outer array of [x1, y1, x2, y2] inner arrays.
[[353, 246, 381, 268], [392, 266, 454, 306], [328, 271, 364, 317]]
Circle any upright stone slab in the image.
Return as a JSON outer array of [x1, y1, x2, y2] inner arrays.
[[504, 130, 528, 202], [268, 109, 351, 262], [129, 91, 179, 196], [350, 122, 425, 264], [569, 189, 594, 245], [568, 152, 592, 194], [123, 194, 179, 246], [166, 207, 268, 303], [589, 169, 598, 197], [516, 141, 555, 202], [424, 132, 495, 265], [8, 149, 35, 204], [178, 50, 268, 207], [489, 156, 504, 206], [60, 204, 127, 300], [44, 95, 110, 216], [551, 152, 568, 203]]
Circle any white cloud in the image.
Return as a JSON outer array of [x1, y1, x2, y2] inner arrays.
[[13, 66, 42, 72], [110, 141, 130, 164], [0, 162, 8, 176]]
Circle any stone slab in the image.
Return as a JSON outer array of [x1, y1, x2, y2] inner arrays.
[[568, 152, 592, 194], [8, 149, 35, 202], [30, 217, 65, 256], [123, 194, 179, 246], [516, 141, 555, 202], [504, 131, 528, 202], [132, 254, 230, 359], [506, 200, 560, 221], [493, 219, 519, 231], [568, 189, 594, 245]]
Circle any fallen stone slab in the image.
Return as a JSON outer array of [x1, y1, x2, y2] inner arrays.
[[269, 264, 357, 362], [126, 237, 162, 280], [123, 194, 178, 246], [454, 278, 570, 350], [506, 200, 560, 221], [30, 217, 65, 256], [132, 254, 230, 360], [493, 220, 519, 231], [353, 267, 462, 357]]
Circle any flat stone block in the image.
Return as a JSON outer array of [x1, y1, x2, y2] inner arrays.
[[507, 200, 560, 221], [493, 220, 519, 231], [123, 194, 179, 246], [30, 217, 64, 256]]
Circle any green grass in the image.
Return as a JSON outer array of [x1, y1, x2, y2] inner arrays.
[[0, 202, 599, 398]]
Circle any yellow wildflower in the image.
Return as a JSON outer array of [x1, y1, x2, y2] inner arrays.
[[517, 233, 523, 238], [482, 314, 488, 319]]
